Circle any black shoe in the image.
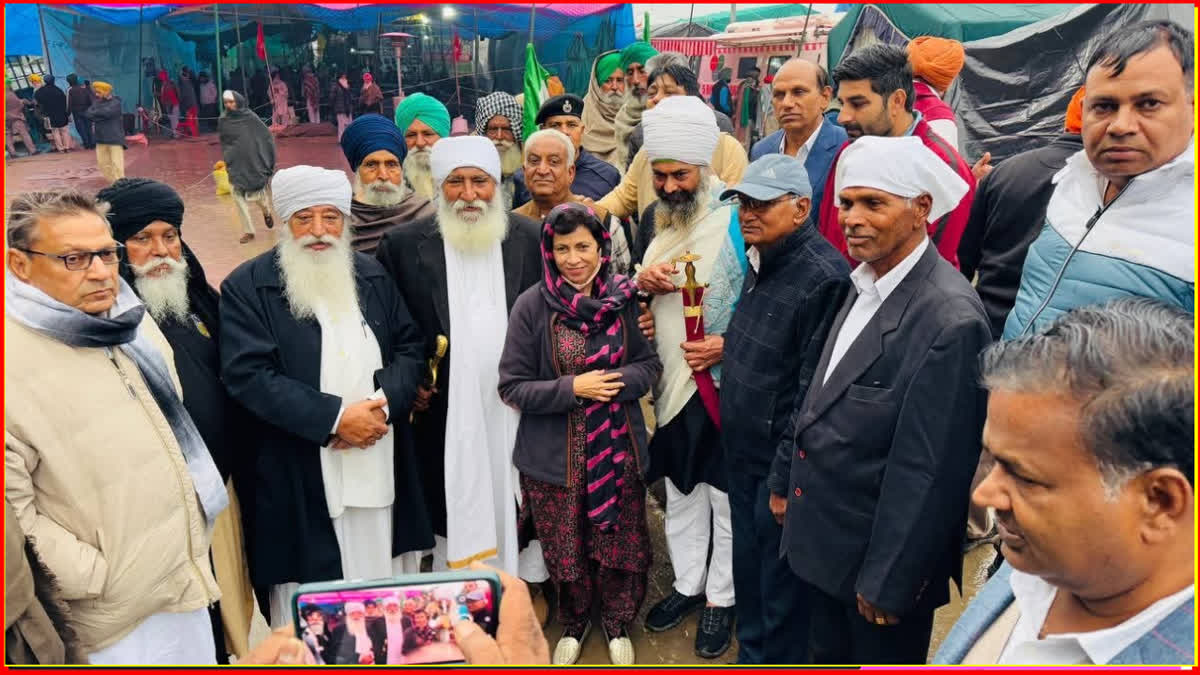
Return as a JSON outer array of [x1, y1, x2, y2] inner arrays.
[[264, 213, 275, 229], [694, 605, 734, 659], [644, 591, 705, 633]]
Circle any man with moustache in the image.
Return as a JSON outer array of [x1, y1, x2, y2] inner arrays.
[[328, 602, 385, 664], [6, 190, 226, 663], [513, 94, 621, 205], [773, 136, 987, 664], [750, 59, 847, 219], [513, 128, 630, 276], [582, 50, 627, 170], [382, 596, 407, 664], [612, 41, 658, 171], [340, 114, 435, 254], [718, 155, 850, 663], [935, 299, 1195, 665], [1003, 20, 1195, 339], [394, 93, 451, 201], [97, 177, 259, 662], [634, 96, 747, 658], [815, 44, 975, 269], [219, 166, 434, 628], [474, 91, 526, 205], [375, 136, 543, 578]]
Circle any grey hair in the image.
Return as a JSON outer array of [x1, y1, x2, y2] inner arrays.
[[522, 128, 576, 166], [981, 298, 1194, 498], [645, 51, 691, 74], [6, 191, 111, 250]]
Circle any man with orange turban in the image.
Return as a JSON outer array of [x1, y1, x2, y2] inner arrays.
[[907, 36, 965, 148]]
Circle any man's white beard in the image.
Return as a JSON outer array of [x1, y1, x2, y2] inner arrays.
[[276, 226, 358, 321], [436, 191, 509, 255], [654, 176, 711, 234], [131, 255, 191, 324], [404, 149, 435, 200], [354, 173, 410, 207], [494, 139, 523, 177], [600, 90, 624, 107]]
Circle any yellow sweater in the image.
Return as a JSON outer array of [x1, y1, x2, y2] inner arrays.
[[596, 133, 749, 219]]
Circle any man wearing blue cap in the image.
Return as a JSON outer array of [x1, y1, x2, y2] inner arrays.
[[719, 155, 850, 664], [340, 114, 436, 254]]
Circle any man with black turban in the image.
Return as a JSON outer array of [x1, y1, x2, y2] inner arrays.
[[339, 114, 435, 254], [96, 177, 259, 663]]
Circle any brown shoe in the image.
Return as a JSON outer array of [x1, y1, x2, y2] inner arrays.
[[239, 233, 255, 244]]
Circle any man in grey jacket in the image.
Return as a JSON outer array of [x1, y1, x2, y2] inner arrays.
[[935, 298, 1194, 665]]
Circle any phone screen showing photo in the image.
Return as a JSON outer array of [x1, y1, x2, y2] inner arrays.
[[294, 579, 496, 665]]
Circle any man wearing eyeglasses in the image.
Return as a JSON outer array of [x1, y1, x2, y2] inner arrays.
[[5, 190, 226, 663], [473, 91, 525, 207], [511, 95, 621, 208], [718, 155, 850, 664], [340, 114, 435, 255]]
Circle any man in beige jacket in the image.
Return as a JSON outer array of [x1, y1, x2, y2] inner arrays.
[[5, 190, 226, 664]]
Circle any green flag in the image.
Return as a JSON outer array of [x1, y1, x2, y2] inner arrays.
[[522, 43, 551, 140]]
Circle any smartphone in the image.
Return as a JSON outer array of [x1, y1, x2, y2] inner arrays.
[[291, 570, 501, 665]]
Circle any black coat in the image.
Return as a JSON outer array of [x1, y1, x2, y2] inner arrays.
[[86, 96, 125, 147], [774, 244, 991, 618], [218, 250, 434, 587], [34, 84, 69, 127], [957, 133, 1084, 339], [375, 212, 543, 535]]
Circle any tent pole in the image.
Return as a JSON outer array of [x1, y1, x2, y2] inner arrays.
[[137, 4, 145, 110], [214, 4, 223, 97], [37, 5, 53, 76], [528, 3, 536, 40], [798, 2, 814, 56], [234, 4, 243, 79], [686, 4, 694, 37]]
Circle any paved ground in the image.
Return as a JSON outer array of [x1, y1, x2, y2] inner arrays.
[[4, 133, 995, 665]]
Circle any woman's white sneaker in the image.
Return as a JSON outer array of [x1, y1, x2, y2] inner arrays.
[[605, 626, 635, 665]]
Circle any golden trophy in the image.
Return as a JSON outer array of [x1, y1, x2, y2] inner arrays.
[[412, 335, 448, 423]]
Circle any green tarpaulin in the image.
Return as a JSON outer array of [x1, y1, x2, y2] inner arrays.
[[689, 5, 815, 34], [827, 3, 1073, 67]]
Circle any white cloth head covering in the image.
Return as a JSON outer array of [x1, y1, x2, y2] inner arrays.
[[271, 165, 353, 223], [641, 96, 720, 167], [835, 135, 969, 224], [344, 601, 366, 615], [431, 136, 502, 188], [382, 596, 401, 609]]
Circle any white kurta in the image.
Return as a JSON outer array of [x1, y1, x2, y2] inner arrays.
[[441, 239, 522, 574]]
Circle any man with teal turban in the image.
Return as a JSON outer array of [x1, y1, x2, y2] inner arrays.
[[394, 93, 451, 200], [613, 41, 659, 170], [582, 50, 628, 170]]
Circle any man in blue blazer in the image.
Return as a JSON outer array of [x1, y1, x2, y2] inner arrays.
[[750, 59, 847, 220], [936, 299, 1195, 665]]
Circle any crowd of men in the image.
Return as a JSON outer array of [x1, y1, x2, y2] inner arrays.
[[4, 18, 1194, 666]]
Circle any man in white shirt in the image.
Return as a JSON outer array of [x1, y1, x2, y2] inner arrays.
[[934, 298, 1194, 665], [772, 135, 990, 664], [219, 166, 434, 627]]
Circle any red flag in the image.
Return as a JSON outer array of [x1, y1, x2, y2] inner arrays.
[[256, 22, 266, 61], [452, 31, 463, 63]]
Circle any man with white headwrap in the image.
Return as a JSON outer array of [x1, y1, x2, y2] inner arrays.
[[327, 601, 385, 664], [474, 91, 525, 205], [634, 96, 747, 659], [771, 136, 990, 664], [375, 137, 545, 583], [219, 166, 434, 629]]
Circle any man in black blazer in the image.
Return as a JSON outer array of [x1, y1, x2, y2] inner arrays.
[[375, 136, 543, 580], [768, 136, 990, 664]]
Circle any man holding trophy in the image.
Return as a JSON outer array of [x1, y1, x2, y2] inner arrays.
[[634, 96, 747, 659]]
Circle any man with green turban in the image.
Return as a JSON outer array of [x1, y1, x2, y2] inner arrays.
[[394, 93, 452, 200], [582, 50, 629, 171], [612, 41, 659, 171]]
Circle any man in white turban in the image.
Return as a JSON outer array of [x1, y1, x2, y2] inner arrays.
[[328, 601, 385, 664], [771, 135, 989, 663], [375, 137, 547, 587], [634, 95, 748, 659], [219, 165, 434, 631]]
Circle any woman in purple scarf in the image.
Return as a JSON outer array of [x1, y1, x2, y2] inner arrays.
[[498, 203, 661, 665]]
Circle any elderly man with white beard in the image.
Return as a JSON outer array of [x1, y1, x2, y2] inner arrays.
[[219, 166, 434, 629], [394, 93, 452, 201], [339, 114, 436, 255], [375, 136, 545, 584], [97, 177, 259, 662], [474, 91, 526, 205], [635, 95, 748, 659]]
